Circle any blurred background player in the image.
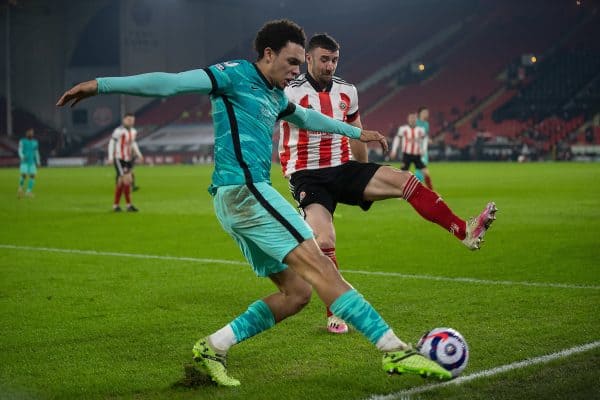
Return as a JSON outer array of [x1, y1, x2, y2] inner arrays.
[[108, 113, 142, 212], [414, 106, 430, 183], [17, 128, 41, 198], [391, 113, 434, 189], [281, 34, 496, 335]]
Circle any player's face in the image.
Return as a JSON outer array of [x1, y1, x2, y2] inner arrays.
[[26, 129, 34, 139], [408, 114, 417, 126], [419, 109, 429, 121], [307, 47, 339, 86], [269, 42, 305, 89], [123, 115, 135, 128]]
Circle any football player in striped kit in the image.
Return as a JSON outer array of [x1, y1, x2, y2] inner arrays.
[[390, 112, 433, 189], [281, 34, 496, 335], [108, 113, 143, 212]]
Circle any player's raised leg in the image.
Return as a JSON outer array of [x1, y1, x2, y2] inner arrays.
[[364, 167, 497, 250], [304, 203, 348, 334]]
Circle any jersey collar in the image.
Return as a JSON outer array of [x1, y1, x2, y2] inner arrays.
[[253, 63, 274, 90], [306, 72, 333, 93]]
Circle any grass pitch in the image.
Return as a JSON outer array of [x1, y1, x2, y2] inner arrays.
[[1, 162, 599, 399]]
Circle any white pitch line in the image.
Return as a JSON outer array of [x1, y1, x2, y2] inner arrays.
[[342, 269, 600, 290], [0, 244, 247, 266], [1, 244, 599, 290], [367, 340, 600, 400]]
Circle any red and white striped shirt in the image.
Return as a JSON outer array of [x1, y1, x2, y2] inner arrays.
[[279, 73, 360, 177], [393, 125, 426, 156], [108, 126, 140, 161]]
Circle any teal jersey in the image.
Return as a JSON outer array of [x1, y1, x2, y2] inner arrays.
[[19, 138, 39, 164], [416, 119, 429, 136], [204, 60, 289, 194]]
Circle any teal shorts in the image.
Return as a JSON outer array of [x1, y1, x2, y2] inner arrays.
[[20, 163, 37, 175], [213, 182, 314, 277]]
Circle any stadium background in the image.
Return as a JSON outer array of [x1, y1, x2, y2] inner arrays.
[[1, 0, 599, 165]]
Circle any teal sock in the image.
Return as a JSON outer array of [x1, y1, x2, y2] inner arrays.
[[330, 289, 390, 345], [27, 178, 35, 192], [415, 169, 425, 182], [230, 300, 275, 343], [19, 176, 25, 188]]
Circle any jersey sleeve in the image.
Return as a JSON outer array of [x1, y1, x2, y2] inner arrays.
[[111, 128, 121, 141], [346, 84, 360, 123], [97, 69, 214, 97], [202, 61, 243, 96]]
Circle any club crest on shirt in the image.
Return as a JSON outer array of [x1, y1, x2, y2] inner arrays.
[[299, 191, 306, 202], [339, 101, 348, 111]]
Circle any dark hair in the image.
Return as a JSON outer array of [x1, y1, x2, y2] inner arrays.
[[254, 19, 305, 60], [417, 106, 428, 115], [123, 112, 135, 118], [307, 33, 340, 52]]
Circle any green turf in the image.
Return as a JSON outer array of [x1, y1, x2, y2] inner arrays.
[[1, 162, 599, 399]]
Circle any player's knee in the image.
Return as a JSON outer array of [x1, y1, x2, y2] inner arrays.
[[293, 284, 312, 310], [316, 234, 336, 251], [284, 280, 312, 312]]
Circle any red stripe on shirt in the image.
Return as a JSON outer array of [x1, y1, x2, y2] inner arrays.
[[295, 95, 310, 171], [318, 92, 333, 167]]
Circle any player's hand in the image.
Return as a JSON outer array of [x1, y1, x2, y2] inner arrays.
[[56, 80, 98, 108], [359, 129, 388, 153]]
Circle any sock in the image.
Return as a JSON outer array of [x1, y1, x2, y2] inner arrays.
[[230, 300, 276, 344], [414, 169, 425, 183], [402, 175, 466, 240], [329, 289, 390, 345], [19, 176, 25, 188], [208, 324, 237, 354], [376, 329, 408, 352], [114, 183, 123, 206], [123, 184, 131, 205], [27, 178, 35, 192], [424, 174, 433, 190], [321, 247, 338, 318]]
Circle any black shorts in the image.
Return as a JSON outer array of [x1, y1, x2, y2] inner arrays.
[[289, 161, 382, 215], [114, 159, 133, 179], [401, 153, 425, 170]]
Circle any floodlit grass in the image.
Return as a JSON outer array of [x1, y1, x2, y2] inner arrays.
[[1, 162, 599, 399]]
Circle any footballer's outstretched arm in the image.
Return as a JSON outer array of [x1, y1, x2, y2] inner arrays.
[[281, 104, 388, 152], [56, 69, 214, 108]]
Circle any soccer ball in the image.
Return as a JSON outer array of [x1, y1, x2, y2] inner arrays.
[[416, 327, 469, 378]]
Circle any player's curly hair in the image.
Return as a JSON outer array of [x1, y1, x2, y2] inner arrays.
[[307, 33, 340, 52], [254, 19, 306, 60]]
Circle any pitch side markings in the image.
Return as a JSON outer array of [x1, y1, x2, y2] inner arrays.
[[366, 340, 600, 400], [1, 244, 599, 290]]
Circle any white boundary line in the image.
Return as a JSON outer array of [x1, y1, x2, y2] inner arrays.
[[366, 340, 600, 400], [1, 244, 599, 290]]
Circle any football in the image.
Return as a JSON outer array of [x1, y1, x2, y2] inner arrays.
[[416, 327, 469, 378]]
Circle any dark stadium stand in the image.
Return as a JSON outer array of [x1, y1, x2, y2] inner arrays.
[[0, 98, 60, 164], [2, 0, 598, 163]]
